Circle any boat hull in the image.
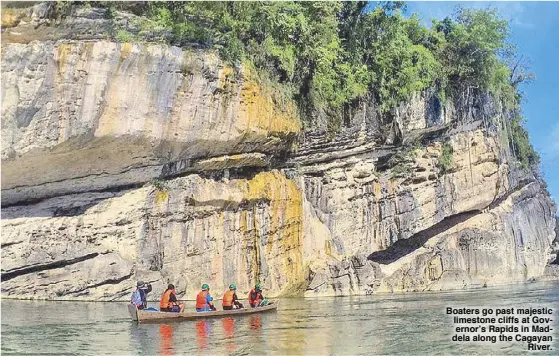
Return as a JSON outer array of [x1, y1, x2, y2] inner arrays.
[[128, 302, 278, 323]]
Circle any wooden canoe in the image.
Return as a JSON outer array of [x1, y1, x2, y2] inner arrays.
[[128, 301, 278, 323]]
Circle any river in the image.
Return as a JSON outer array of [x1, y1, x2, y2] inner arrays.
[[2, 281, 558, 355]]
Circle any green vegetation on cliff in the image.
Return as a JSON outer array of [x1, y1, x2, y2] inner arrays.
[[58, 1, 539, 168], [439, 142, 454, 173]]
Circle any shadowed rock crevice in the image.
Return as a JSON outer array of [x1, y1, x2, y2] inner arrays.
[[367, 179, 542, 266], [1, 182, 143, 211], [53, 202, 99, 217], [0, 241, 24, 248], [368, 210, 479, 264], [68, 272, 134, 296], [1, 252, 103, 282], [487, 179, 532, 210]]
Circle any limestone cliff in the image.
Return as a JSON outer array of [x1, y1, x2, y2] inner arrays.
[[1, 3, 557, 301]]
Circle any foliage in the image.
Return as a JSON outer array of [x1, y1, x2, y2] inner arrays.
[[390, 163, 413, 178], [388, 145, 416, 178], [151, 178, 167, 191], [439, 141, 454, 173], [80, 2, 522, 113], [53, 1, 74, 20], [433, 9, 509, 95], [74, 1, 538, 169], [115, 29, 134, 42], [509, 116, 540, 168]]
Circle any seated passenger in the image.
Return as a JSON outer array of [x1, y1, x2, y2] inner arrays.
[[222, 284, 244, 310], [248, 284, 265, 308], [160, 284, 184, 313], [131, 280, 152, 310], [196, 283, 216, 312]]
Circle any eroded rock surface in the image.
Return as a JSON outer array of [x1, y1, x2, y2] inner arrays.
[[1, 3, 557, 301], [2, 40, 298, 205], [1, 171, 304, 300]]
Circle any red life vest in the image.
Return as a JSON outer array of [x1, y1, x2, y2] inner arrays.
[[196, 291, 209, 309], [160, 289, 175, 309], [248, 289, 262, 306], [222, 290, 235, 307]]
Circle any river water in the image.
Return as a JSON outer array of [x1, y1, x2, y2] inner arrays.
[[2, 281, 558, 355]]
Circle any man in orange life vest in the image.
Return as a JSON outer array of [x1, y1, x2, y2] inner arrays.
[[222, 284, 244, 310], [160, 284, 184, 313], [248, 283, 265, 308], [196, 284, 216, 312]]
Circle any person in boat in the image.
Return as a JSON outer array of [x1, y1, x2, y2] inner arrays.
[[131, 280, 152, 310], [248, 283, 265, 308], [196, 283, 216, 312], [222, 284, 244, 310], [160, 283, 185, 313]]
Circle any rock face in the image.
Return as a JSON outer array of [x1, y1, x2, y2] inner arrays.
[[1, 171, 304, 299], [1, 38, 298, 205], [1, 4, 557, 301], [296, 127, 557, 296]]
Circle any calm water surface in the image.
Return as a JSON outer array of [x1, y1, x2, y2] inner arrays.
[[2, 282, 558, 355]]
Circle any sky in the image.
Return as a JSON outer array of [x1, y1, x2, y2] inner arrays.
[[402, 1, 559, 207]]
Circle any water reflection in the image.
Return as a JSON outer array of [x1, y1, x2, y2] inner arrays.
[[129, 323, 151, 355], [1, 282, 557, 356], [222, 317, 236, 352], [195, 320, 212, 350], [249, 315, 261, 331], [158, 324, 174, 356], [247, 314, 264, 353]]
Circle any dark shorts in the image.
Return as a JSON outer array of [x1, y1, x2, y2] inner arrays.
[[223, 306, 233, 310], [161, 306, 180, 312]]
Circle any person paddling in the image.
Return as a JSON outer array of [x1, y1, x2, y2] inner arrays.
[[160, 284, 184, 313], [196, 284, 216, 312], [248, 283, 265, 308], [131, 281, 152, 310], [222, 284, 244, 310]]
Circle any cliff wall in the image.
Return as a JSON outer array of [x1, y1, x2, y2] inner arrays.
[[1, 3, 557, 300]]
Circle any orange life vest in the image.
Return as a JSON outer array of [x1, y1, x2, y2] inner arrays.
[[222, 290, 235, 307], [160, 289, 175, 309], [196, 291, 209, 309]]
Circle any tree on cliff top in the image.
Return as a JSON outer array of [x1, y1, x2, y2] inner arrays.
[[60, 1, 539, 169]]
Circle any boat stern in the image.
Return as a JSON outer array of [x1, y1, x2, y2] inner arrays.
[[127, 304, 139, 321]]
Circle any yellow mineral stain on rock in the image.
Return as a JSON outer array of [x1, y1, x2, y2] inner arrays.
[[95, 78, 123, 137], [241, 171, 304, 294], [119, 42, 134, 61], [325, 240, 332, 256], [373, 181, 381, 200], [1, 7, 30, 28], [219, 66, 234, 91], [238, 208, 260, 286], [215, 65, 237, 125], [56, 43, 74, 74], [239, 209, 248, 236], [238, 67, 300, 137], [154, 190, 168, 206], [53, 43, 77, 143], [388, 180, 396, 196]]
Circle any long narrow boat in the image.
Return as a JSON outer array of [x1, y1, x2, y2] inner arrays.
[[128, 301, 278, 323]]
